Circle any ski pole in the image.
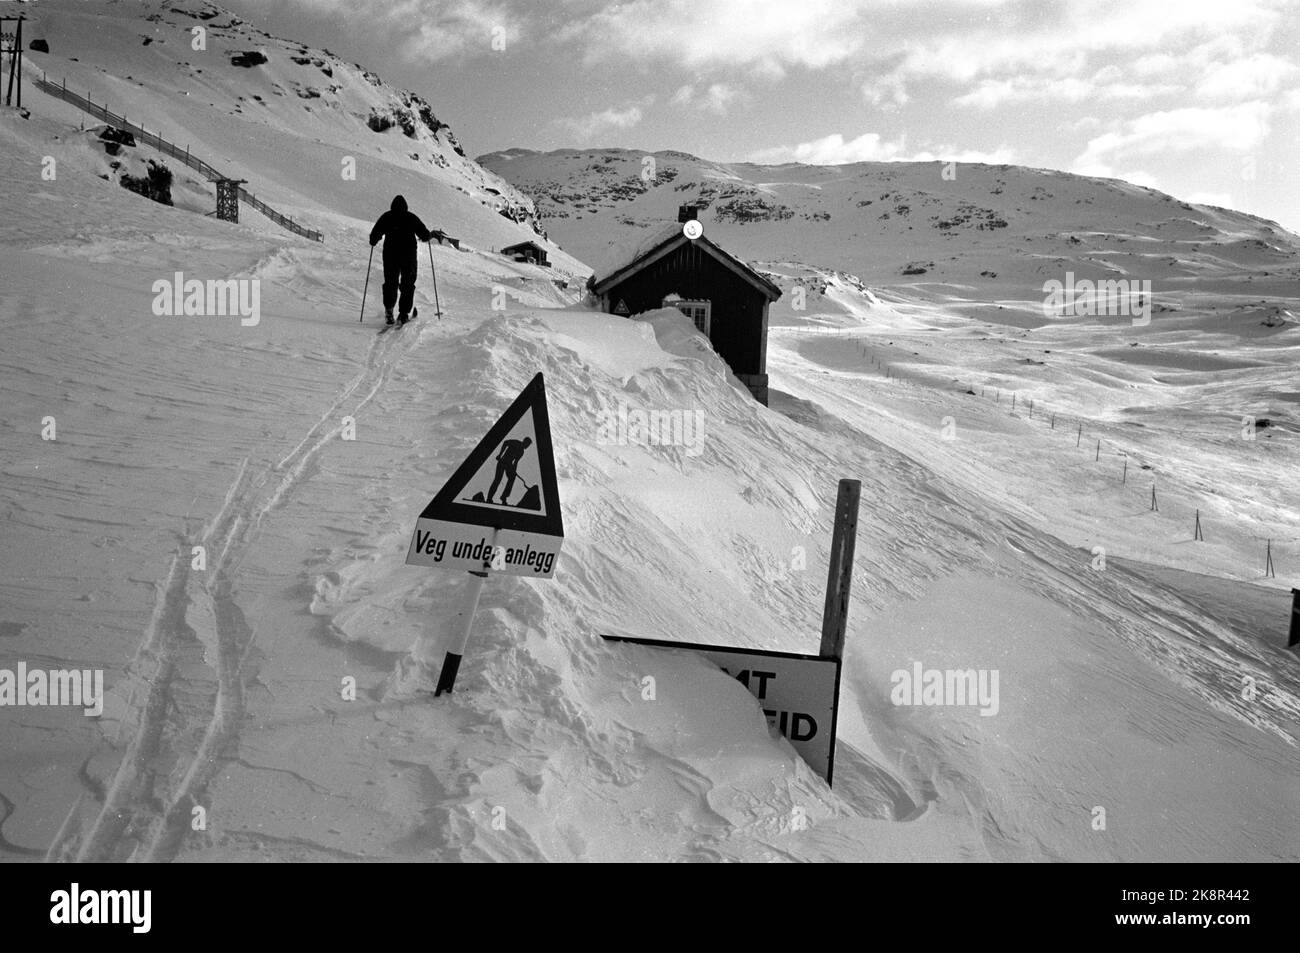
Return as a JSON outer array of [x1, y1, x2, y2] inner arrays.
[[359, 244, 374, 323], [427, 239, 442, 319]]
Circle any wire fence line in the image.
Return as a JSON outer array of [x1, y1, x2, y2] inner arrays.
[[851, 341, 1292, 581], [33, 74, 324, 243]]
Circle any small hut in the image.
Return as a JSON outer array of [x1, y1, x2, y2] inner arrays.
[[501, 240, 549, 267], [589, 205, 781, 405]]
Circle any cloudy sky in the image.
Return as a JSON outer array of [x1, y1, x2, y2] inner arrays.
[[222, 0, 1300, 232]]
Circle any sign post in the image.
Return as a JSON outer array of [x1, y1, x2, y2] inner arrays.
[[600, 477, 860, 785], [405, 373, 563, 694], [819, 479, 861, 660], [434, 543, 493, 696], [1289, 589, 1299, 650]]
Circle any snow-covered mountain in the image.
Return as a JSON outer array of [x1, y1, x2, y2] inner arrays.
[[480, 146, 1300, 299], [1, 0, 1297, 864]]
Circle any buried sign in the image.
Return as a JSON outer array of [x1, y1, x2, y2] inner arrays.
[[404, 373, 564, 696], [406, 373, 564, 578], [601, 635, 842, 784]]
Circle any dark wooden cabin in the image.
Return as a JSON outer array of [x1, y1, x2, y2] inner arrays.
[[589, 206, 781, 404], [501, 240, 550, 267]]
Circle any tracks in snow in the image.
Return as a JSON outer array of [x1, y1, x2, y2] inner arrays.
[[48, 328, 415, 863]]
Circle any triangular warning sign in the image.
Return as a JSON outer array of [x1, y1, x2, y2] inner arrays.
[[417, 373, 563, 537], [614, 299, 630, 316]]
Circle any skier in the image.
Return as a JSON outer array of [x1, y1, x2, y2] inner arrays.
[[369, 195, 433, 325], [488, 436, 532, 504]]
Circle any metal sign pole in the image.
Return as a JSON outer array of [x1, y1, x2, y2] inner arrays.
[[433, 527, 498, 696]]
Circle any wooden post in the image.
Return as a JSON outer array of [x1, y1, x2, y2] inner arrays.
[[1150, 483, 1158, 512], [1095, 439, 1100, 461], [1029, 399, 1033, 418], [14, 16, 21, 110], [1288, 589, 1299, 648], [1194, 509, 1203, 541], [1012, 393, 1016, 412], [1122, 455, 1128, 484], [3, 17, 18, 107], [1077, 422, 1082, 447], [819, 479, 861, 660], [1051, 413, 1055, 429]]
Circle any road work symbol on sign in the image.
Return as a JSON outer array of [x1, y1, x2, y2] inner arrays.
[[600, 635, 843, 784], [406, 372, 564, 578], [458, 421, 546, 513]]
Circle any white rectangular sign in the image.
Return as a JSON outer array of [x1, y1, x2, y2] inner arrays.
[[406, 518, 562, 578], [602, 636, 842, 784]]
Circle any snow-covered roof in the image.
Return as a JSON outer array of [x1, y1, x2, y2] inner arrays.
[[589, 223, 682, 280], [590, 223, 781, 301], [501, 240, 546, 254]]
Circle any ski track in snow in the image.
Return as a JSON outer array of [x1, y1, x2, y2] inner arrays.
[[46, 320, 423, 862]]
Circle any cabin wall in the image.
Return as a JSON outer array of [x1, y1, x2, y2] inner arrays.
[[601, 242, 767, 376]]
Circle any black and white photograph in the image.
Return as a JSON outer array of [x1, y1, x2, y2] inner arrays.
[[0, 0, 1296, 897]]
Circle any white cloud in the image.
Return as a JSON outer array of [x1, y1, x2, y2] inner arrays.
[[1196, 54, 1299, 101], [555, 102, 649, 142], [670, 83, 747, 114], [855, 0, 1289, 110], [750, 132, 909, 164], [283, 0, 520, 61], [1073, 103, 1274, 173], [954, 70, 1181, 110], [749, 132, 1017, 166], [558, 0, 874, 75]]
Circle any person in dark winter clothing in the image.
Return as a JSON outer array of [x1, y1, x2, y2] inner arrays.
[[369, 195, 433, 324]]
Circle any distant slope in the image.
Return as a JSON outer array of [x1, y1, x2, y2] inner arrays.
[[479, 147, 1300, 295], [20, 0, 583, 273]]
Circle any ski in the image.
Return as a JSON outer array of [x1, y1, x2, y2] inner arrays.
[[377, 307, 417, 334]]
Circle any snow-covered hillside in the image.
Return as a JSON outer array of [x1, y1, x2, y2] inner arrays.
[[1, 0, 1297, 864], [19, 0, 580, 269]]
